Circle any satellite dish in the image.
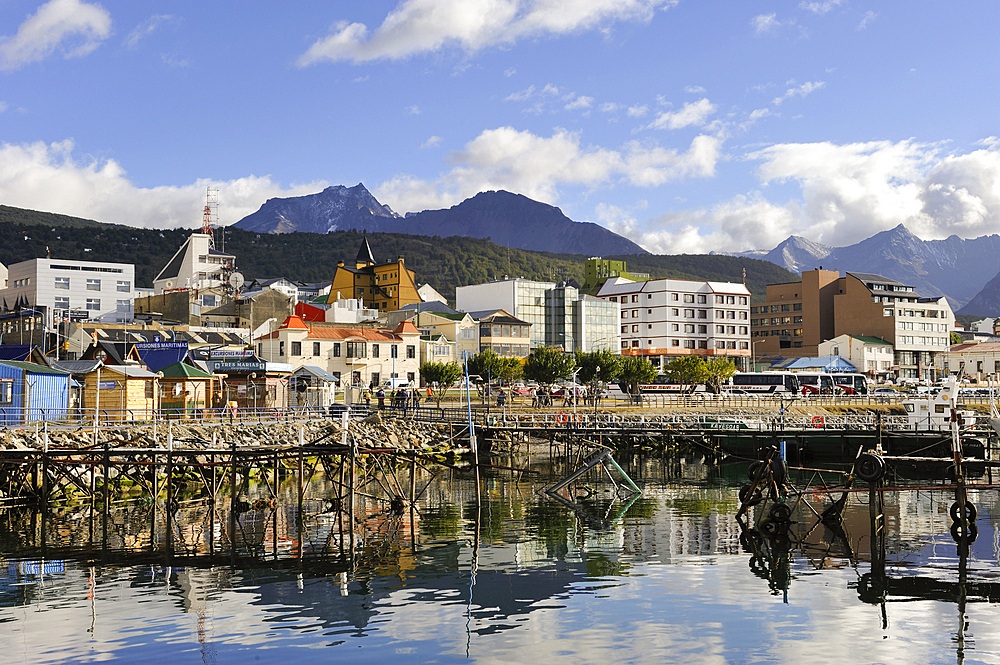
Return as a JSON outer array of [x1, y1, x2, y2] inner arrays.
[[228, 272, 245, 289]]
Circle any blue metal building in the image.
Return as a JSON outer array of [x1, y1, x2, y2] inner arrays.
[[0, 361, 71, 425]]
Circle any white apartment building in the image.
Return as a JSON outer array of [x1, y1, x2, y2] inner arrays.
[[596, 277, 752, 370], [153, 233, 235, 294], [0, 258, 136, 327]]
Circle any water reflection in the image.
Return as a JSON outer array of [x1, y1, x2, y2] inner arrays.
[[2, 458, 1000, 663]]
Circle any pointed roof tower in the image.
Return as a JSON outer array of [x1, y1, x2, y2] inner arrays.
[[355, 236, 376, 268]]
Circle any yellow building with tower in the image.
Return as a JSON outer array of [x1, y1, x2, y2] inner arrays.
[[326, 238, 422, 312]]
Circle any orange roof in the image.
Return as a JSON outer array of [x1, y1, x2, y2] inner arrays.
[[394, 320, 420, 335], [280, 315, 309, 329]]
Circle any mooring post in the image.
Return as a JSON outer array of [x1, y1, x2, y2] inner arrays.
[[166, 447, 174, 557], [102, 442, 110, 554], [230, 439, 237, 564], [150, 452, 158, 551], [273, 451, 279, 560], [297, 449, 304, 522]]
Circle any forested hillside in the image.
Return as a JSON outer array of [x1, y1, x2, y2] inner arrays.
[[0, 205, 797, 302]]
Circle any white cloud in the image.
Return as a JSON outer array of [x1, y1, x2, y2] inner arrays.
[[297, 0, 678, 65], [857, 10, 878, 30], [0, 139, 328, 228], [772, 80, 825, 105], [375, 126, 719, 213], [684, 85, 706, 94], [421, 135, 443, 148], [124, 14, 173, 49], [503, 66, 516, 77], [625, 139, 1000, 254], [504, 85, 535, 101], [627, 104, 649, 117], [564, 95, 593, 110], [799, 0, 844, 14], [407, 105, 421, 114], [0, 102, 7, 113], [751, 13, 780, 35], [541, 83, 561, 96], [0, 0, 111, 71], [647, 98, 716, 130], [599, 102, 621, 113]]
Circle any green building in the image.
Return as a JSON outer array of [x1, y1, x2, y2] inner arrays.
[[581, 257, 649, 294]]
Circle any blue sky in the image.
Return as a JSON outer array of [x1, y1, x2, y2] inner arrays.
[[1, 0, 998, 255]]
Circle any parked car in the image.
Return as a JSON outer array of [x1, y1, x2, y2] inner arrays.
[[871, 387, 897, 396]]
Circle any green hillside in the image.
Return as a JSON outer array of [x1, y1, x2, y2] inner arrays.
[[0, 205, 797, 302]]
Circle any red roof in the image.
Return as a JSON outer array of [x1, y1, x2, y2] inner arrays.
[[394, 320, 420, 335], [280, 315, 309, 329], [295, 302, 327, 322]]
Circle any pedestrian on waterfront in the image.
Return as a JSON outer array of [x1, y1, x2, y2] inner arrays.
[[364, 387, 371, 409], [400, 387, 409, 416], [497, 390, 506, 410], [377, 388, 385, 410], [412, 389, 420, 410]]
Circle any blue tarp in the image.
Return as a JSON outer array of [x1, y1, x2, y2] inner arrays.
[[0, 345, 33, 361], [136, 346, 190, 372], [770, 356, 857, 372]]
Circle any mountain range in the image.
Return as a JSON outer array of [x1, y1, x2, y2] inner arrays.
[[233, 185, 646, 256], [735, 224, 1000, 316]]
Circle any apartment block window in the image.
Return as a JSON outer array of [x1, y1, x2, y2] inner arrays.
[[116, 299, 130, 311], [727, 326, 736, 334], [684, 294, 695, 303], [313, 342, 321, 356], [53, 297, 70, 311], [648, 324, 653, 330], [684, 340, 695, 349], [740, 342, 749, 350], [716, 310, 724, 319], [632, 325, 639, 333], [740, 297, 748, 305], [631, 295, 639, 303], [671, 308, 679, 316], [116, 281, 130, 292], [671, 293, 679, 301], [621, 325, 628, 333], [716, 295, 725, 304], [648, 309, 652, 314], [608, 296, 617, 302], [333, 343, 341, 357], [391, 345, 398, 358], [672, 339, 680, 347], [291, 342, 301, 356], [279, 341, 285, 357], [85, 298, 100, 310], [684, 324, 695, 333], [346, 342, 365, 358], [727, 296, 735, 304], [631, 340, 639, 347], [716, 325, 725, 334], [621, 311, 628, 319], [697, 295, 707, 304], [781, 304, 790, 312], [632, 310, 639, 318], [698, 341, 708, 349], [407, 345, 416, 359], [793, 303, 802, 311], [55, 277, 69, 290], [684, 309, 694, 317], [86, 278, 101, 291], [372, 343, 380, 358], [739, 326, 748, 335], [698, 325, 707, 334], [647, 294, 652, 300], [716, 341, 726, 349], [697, 310, 707, 318], [739, 312, 748, 320], [727, 311, 736, 319]]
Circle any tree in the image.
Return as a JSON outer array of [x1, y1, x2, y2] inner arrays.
[[951, 331, 962, 345], [418, 362, 463, 407], [496, 357, 524, 385], [467, 348, 504, 382], [702, 357, 737, 393], [663, 356, 707, 386], [618, 356, 657, 402], [523, 346, 576, 386], [574, 349, 622, 384]]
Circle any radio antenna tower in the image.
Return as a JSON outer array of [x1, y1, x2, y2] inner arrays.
[[202, 187, 220, 249]]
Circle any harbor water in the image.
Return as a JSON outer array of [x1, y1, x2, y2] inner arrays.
[[2, 456, 1000, 664]]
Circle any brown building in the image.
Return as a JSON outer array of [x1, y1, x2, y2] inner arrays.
[[326, 238, 421, 312], [752, 270, 954, 381]]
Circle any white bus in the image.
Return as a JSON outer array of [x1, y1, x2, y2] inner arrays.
[[796, 372, 839, 395], [727, 372, 800, 394], [830, 372, 869, 395]]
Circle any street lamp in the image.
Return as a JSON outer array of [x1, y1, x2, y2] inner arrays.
[[571, 367, 581, 419], [594, 365, 600, 418]]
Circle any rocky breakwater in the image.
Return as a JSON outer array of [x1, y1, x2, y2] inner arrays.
[[0, 414, 466, 454]]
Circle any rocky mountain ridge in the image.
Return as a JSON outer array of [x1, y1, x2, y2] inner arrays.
[[732, 224, 1000, 314], [233, 185, 647, 256]]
